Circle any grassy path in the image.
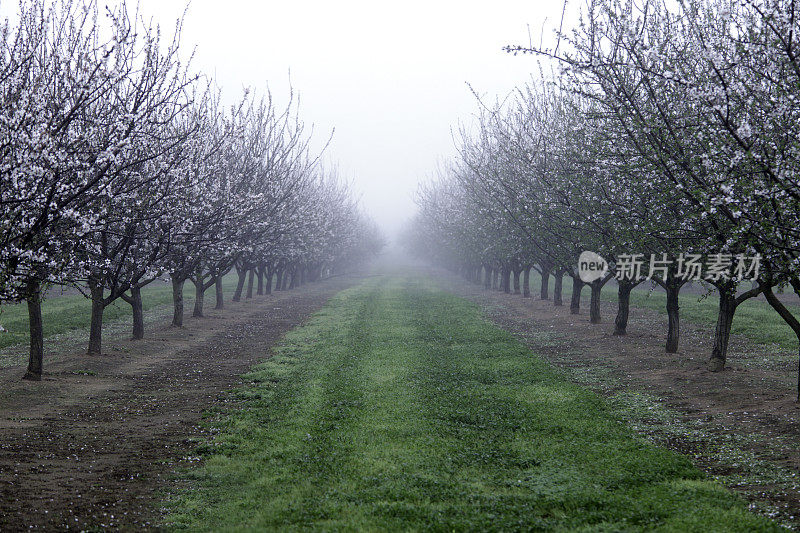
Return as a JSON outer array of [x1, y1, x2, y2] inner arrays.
[[166, 276, 779, 531]]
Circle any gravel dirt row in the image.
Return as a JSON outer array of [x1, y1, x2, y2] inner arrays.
[[0, 274, 361, 531]]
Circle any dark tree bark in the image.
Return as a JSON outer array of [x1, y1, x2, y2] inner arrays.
[[483, 265, 491, 290], [540, 265, 550, 300], [502, 266, 511, 294], [665, 283, 681, 353], [233, 265, 247, 302], [22, 280, 43, 381], [130, 286, 144, 339], [265, 266, 274, 294], [588, 273, 614, 324], [614, 280, 634, 335], [652, 272, 687, 354], [513, 269, 521, 294], [522, 267, 531, 298], [274, 269, 284, 291], [121, 284, 146, 339], [257, 266, 265, 295], [570, 276, 584, 314], [709, 289, 736, 372], [246, 269, 255, 299], [171, 275, 185, 327], [763, 283, 800, 401], [192, 277, 205, 317], [553, 270, 563, 306], [708, 281, 763, 371], [215, 276, 224, 309], [87, 279, 105, 355], [589, 282, 602, 323]]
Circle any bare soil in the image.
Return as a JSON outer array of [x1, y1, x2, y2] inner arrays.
[[436, 270, 800, 526], [4, 266, 800, 530], [0, 274, 360, 531]]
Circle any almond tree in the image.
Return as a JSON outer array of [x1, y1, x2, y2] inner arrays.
[[73, 12, 197, 354], [162, 97, 233, 327], [0, 0, 195, 378], [506, 0, 777, 369]]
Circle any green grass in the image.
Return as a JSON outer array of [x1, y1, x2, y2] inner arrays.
[[164, 276, 779, 531], [530, 272, 800, 351], [0, 274, 242, 350]]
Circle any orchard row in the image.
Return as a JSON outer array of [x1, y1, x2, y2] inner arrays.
[[0, 0, 383, 379], [406, 0, 800, 397]]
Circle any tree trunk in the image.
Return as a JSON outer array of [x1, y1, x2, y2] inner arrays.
[[540, 266, 550, 300], [192, 277, 205, 317], [282, 269, 290, 290], [265, 268, 274, 294], [709, 290, 737, 371], [257, 267, 265, 295], [665, 283, 680, 353], [522, 267, 531, 298], [88, 280, 104, 355], [246, 269, 255, 299], [763, 284, 800, 401], [589, 282, 602, 324], [513, 269, 521, 294], [172, 276, 185, 327], [553, 271, 563, 306], [483, 265, 491, 290], [214, 275, 224, 309], [233, 266, 247, 301], [274, 269, 283, 291], [570, 276, 583, 314], [503, 267, 511, 294], [131, 286, 144, 339], [23, 280, 43, 381], [614, 281, 633, 335]]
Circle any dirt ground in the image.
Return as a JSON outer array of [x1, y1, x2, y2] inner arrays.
[[0, 274, 360, 531], [436, 269, 800, 527], [3, 265, 800, 530]]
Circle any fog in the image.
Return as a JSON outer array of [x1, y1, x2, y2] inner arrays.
[[5, 0, 572, 240]]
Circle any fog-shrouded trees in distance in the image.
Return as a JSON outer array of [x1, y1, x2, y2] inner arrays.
[[405, 0, 800, 399], [0, 0, 384, 380]]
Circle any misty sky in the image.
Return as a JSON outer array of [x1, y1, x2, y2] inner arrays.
[[7, 0, 574, 239]]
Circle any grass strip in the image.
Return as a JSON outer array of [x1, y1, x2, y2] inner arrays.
[[164, 275, 779, 531]]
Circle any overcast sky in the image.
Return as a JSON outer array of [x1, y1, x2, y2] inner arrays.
[[8, 0, 574, 240]]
